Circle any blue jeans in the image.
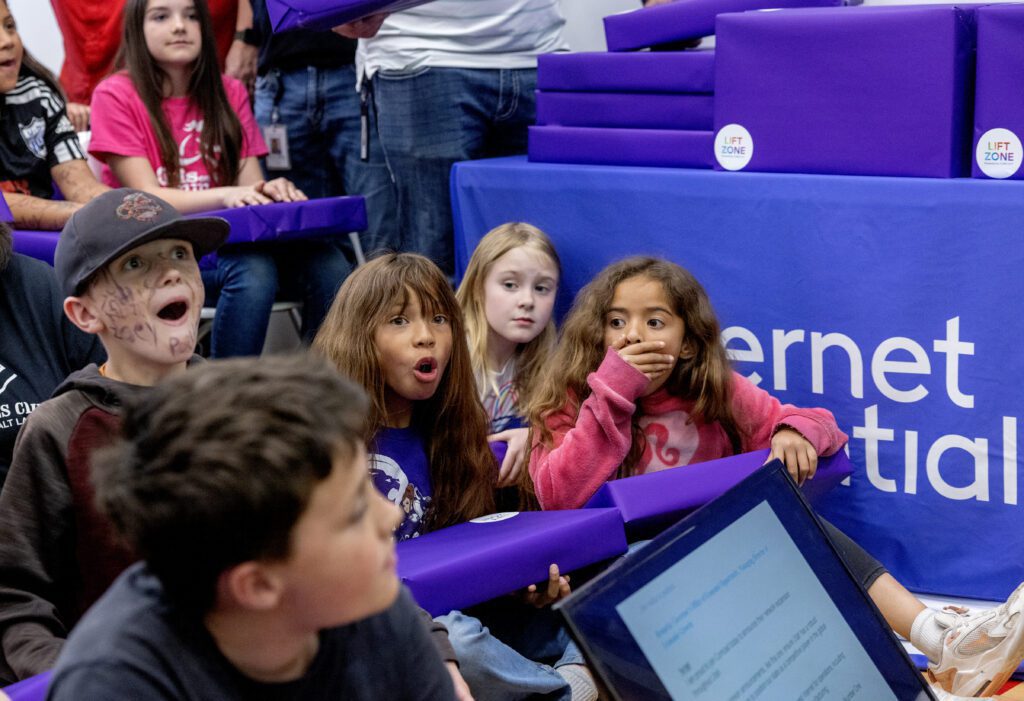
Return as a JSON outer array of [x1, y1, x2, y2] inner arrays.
[[255, 64, 399, 257], [373, 66, 537, 275], [438, 604, 581, 701], [200, 242, 352, 357]]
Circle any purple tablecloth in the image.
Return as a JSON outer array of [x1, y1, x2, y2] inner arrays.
[[396, 508, 627, 616], [585, 449, 853, 538], [8, 196, 366, 268], [603, 0, 846, 52], [528, 126, 713, 169], [536, 91, 714, 131], [267, 0, 432, 32], [537, 51, 715, 94], [973, 5, 1024, 180], [714, 4, 976, 178]]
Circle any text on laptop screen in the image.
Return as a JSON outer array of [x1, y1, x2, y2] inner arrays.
[[615, 501, 898, 701]]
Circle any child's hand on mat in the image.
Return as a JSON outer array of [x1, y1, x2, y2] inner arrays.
[[223, 185, 272, 208], [523, 564, 571, 608], [769, 428, 818, 485], [612, 337, 677, 381], [446, 661, 475, 701], [490, 427, 529, 488], [258, 178, 307, 203]]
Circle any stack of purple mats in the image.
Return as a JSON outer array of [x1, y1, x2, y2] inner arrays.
[[527, 0, 851, 169], [529, 51, 715, 169]]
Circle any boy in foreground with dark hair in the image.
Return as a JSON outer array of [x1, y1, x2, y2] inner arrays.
[[47, 355, 455, 699]]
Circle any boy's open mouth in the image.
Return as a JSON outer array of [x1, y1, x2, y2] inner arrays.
[[157, 301, 188, 321]]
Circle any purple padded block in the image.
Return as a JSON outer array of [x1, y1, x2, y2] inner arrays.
[[8, 197, 366, 270], [267, 0, 432, 32], [973, 5, 1024, 180], [2, 670, 52, 701], [603, 0, 845, 52], [537, 51, 715, 94], [0, 191, 12, 222], [188, 196, 366, 269], [396, 508, 627, 616], [536, 91, 714, 131], [11, 230, 59, 265], [528, 126, 713, 169], [585, 449, 853, 538], [714, 5, 976, 178]]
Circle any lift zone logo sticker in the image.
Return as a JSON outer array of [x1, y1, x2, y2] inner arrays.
[[715, 124, 754, 171], [976, 128, 1022, 179]]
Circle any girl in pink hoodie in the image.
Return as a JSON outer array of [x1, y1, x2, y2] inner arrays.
[[528, 255, 846, 512], [526, 256, 1024, 699]]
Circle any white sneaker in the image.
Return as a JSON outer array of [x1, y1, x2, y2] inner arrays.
[[925, 582, 1024, 697]]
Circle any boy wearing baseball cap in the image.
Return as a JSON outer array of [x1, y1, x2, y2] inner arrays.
[[0, 189, 228, 682]]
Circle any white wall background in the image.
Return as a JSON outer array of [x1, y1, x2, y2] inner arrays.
[[13, 0, 998, 78]]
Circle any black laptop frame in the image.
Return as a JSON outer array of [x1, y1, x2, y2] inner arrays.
[[556, 459, 936, 701]]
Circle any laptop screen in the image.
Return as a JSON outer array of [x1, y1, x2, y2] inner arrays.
[[557, 461, 934, 701]]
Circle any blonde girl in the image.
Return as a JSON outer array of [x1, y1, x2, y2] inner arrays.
[[456, 222, 560, 487]]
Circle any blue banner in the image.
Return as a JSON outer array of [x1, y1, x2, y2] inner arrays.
[[452, 156, 1024, 601]]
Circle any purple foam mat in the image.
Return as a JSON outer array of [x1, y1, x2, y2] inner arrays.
[[2, 670, 52, 701], [0, 191, 12, 222], [396, 508, 627, 616], [714, 4, 976, 178], [537, 50, 715, 94], [536, 91, 714, 131], [10, 197, 366, 270], [973, 5, 1024, 180], [603, 0, 846, 52], [585, 449, 853, 538], [267, 0, 431, 32], [528, 126, 713, 169]]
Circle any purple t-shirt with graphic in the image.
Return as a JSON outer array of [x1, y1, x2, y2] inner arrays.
[[369, 427, 432, 541]]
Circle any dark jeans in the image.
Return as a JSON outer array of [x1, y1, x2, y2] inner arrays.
[[254, 63, 400, 257], [200, 241, 352, 357], [373, 66, 537, 275]]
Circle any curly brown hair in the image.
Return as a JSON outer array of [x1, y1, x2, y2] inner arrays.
[[527, 256, 741, 478]]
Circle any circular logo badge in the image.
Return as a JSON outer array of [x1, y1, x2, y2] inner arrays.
[[470, 512, 519, 524], [715, 124, 754, 171], [976, 128, 1022, 179]]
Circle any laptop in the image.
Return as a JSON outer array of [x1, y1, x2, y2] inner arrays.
[[556, 460, 937, 701]]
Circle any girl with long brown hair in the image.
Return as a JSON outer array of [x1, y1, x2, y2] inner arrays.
[[87, 0, 352, 357], [314, 252, 597, 701]]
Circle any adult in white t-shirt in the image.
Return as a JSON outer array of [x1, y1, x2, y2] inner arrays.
[[360, 0, 568, 276]]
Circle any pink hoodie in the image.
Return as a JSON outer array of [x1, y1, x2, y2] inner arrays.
[[529, 348, 848, 510]]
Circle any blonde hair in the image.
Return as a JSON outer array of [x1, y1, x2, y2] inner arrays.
[[527, 256, 741, 478], [313, 253, 497, 530], [455, 223, 561, 413]]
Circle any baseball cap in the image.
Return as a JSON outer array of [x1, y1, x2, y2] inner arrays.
[[55, 189, 230, 297]]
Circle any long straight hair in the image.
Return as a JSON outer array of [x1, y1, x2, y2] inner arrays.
[[313, 254, 498, 531], [455, 222, 561, 412], [528, 257, 742, 477], [115, 0, 241, 187]]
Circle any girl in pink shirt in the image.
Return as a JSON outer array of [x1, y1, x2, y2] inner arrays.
[[527, 255, 1024, 698], [87, 0, 352, 357]]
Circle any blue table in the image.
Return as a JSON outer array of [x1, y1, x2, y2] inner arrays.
[[452, 156, 1024, 601]]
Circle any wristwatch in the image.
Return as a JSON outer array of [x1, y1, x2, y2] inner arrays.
[[234, 28, 259, 46]]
